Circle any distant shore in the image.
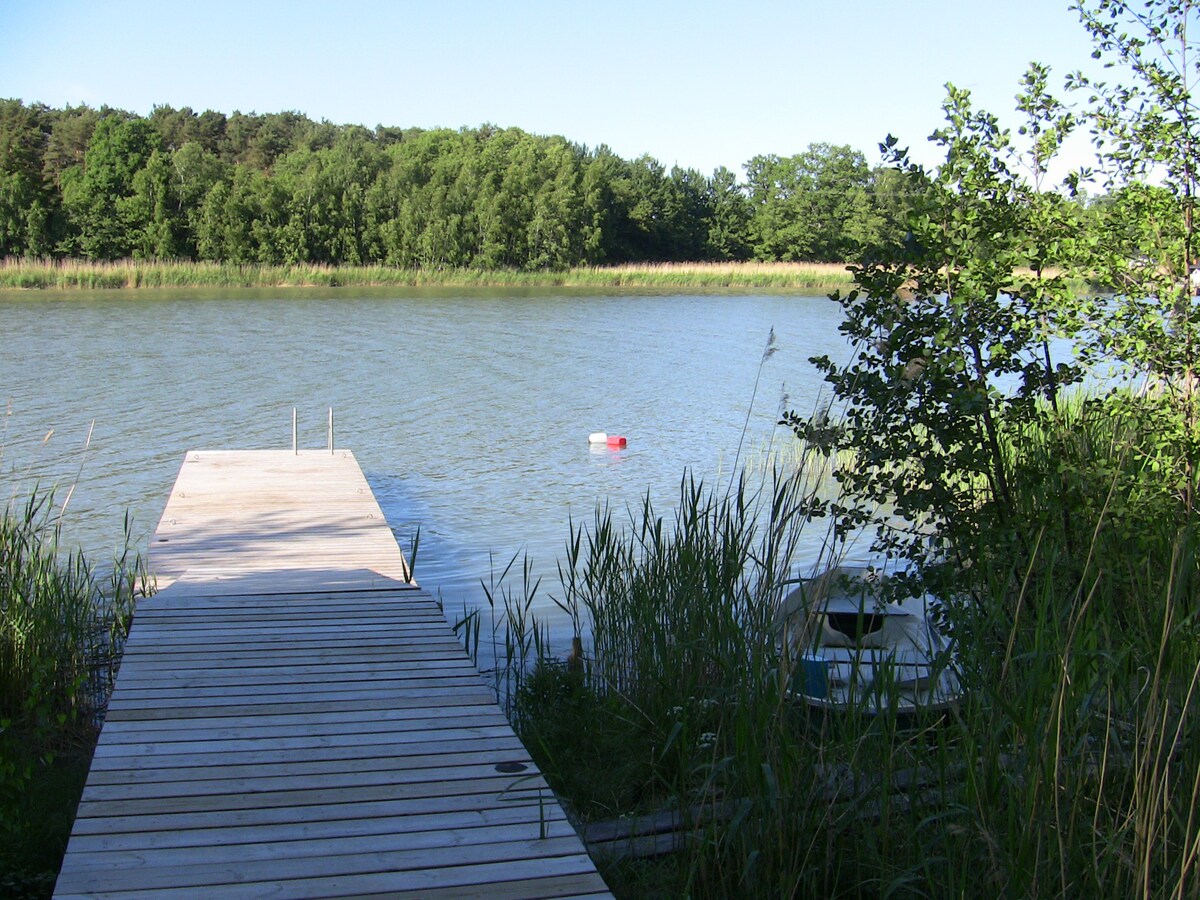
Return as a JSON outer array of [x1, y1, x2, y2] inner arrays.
[[0, 259, 853, 293]]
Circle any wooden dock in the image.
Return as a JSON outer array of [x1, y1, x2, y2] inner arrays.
[[54, 450, 611, 899]]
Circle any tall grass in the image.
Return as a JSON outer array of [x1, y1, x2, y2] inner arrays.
[[507, 465, 819, 848], [563, 261, 852, 291], [0, 490, 143, 729], [1, 482, 149, 897], [499, 393, 1200, 898], [0, 258, 853, 293]]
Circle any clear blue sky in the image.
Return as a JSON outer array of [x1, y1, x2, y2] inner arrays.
[[0, 0, 1103, 177]]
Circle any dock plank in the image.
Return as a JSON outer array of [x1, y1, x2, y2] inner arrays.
[[53, 450, 609, 899]]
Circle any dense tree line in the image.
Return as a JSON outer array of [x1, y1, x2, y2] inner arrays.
[[0, 100, 926, 268]]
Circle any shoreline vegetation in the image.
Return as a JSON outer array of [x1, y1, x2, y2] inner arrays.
[[0, 258, 853, 293], [488, 389, 1200, 899], [1, 487, 147, 898]]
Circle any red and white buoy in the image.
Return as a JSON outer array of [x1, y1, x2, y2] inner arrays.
[[588, 432, 628, 448]]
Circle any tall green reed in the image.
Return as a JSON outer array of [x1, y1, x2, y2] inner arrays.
[[0, 488, 146, 732], [0, 474, 149, 896], [500, 386, 1200, 899]]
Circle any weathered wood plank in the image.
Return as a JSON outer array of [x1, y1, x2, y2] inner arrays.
[[67, 789, 562, 838], [103, 692, 500, 722], [84, 745, 538, 786], [75, 772, 552, 818], [88, 724, 521, 762], [112, 643, 472, 668], [55, 836, 590, 893], [63, 803, 569, 853], [79, 754, 544, 799], [98, 700, 501, 729], [97, 708, 509, 741], [56, 821, 583, 873], [55, 854, 610, 899], [89, 729, 524, 763], [107, 661, 482, 691], [86, 734, 530, 773]]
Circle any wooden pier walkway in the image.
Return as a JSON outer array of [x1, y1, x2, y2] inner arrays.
[[54, 450, 611, 899]]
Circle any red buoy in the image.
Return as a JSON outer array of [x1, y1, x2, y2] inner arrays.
[[606, 435, 627, 448]]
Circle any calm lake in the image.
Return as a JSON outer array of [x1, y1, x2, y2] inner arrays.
[[1, 288, 855, 655]]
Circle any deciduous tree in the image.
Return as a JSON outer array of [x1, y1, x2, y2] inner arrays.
[[61, 117, 161, 258], [785, 85, 1085, 571]]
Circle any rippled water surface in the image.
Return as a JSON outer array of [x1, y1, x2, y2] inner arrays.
[[1, 288, 851, 650]]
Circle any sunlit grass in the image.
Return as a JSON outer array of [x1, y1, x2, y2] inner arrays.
[[0, 258, 854, 292]]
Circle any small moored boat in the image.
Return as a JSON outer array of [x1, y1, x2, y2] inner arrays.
[[776, 565, 961, 714]]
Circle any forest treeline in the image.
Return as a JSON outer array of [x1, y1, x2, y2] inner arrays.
[[0, 100, 934, 269]]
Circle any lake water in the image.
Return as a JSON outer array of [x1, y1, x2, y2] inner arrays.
[[1, 287, 854, 655]]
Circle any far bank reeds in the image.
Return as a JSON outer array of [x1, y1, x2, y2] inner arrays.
[[0, 258, 852, 293]]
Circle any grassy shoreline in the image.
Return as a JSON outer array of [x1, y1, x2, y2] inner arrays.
[[493, 393, 1200, 898], [0, 259, 853, 293], [1, 485, 147, 898]]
